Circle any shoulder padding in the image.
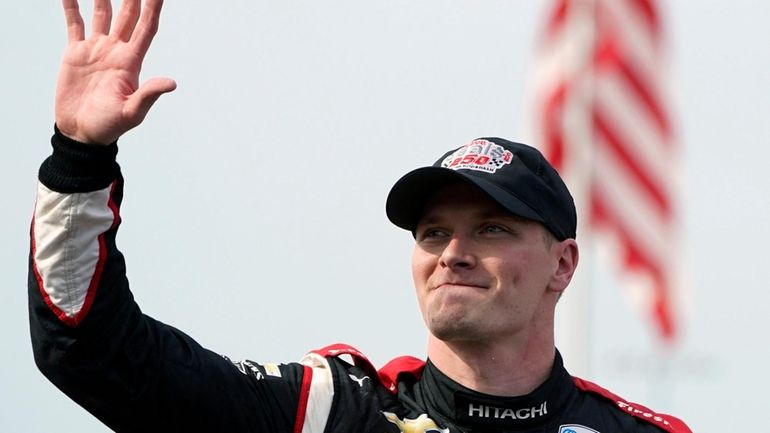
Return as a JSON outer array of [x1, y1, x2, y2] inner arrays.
[[572, 376, 692, 433], [311, 343, 425, 394]]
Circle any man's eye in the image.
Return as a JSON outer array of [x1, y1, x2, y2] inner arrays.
[[482, 225, 506, 234], [419, 228, 446, 239], [425, 229, 445, 237]]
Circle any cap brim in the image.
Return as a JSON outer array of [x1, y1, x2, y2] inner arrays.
[[385, 166, 545, 232]]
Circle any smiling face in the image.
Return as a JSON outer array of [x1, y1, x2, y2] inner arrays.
[[412, 182, 577, 345]]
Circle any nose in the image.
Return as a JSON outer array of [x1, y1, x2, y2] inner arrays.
[[438, 235, 477, 270]]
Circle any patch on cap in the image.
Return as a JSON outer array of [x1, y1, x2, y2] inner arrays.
[[441, 139, 514, 174]]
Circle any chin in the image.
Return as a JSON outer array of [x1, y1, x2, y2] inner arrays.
[[428, 316, 485, 343]]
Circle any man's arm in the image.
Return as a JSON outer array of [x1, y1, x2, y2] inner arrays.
[[29, 2, 306, 431]]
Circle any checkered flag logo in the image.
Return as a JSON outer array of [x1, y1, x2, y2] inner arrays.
[[442, 140, 513, 174]]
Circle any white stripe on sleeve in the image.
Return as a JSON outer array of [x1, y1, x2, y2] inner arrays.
[[33, 182, 115, 319], [299, 353, 335, 433]]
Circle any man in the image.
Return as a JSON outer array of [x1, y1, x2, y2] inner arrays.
[[29, 1, 691, 432]]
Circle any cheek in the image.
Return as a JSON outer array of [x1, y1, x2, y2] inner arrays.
[[411, 245, 435, 287], [495, 254, 535, 285], [498, 251, 552, 289]]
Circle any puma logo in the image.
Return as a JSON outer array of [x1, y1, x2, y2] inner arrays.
[[348, 374, 370, 388]]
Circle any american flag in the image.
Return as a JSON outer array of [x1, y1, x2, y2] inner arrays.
[[525, 0, 683, 340]]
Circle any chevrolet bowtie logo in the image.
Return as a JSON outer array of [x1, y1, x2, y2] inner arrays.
[[382, 412, 449, 433]]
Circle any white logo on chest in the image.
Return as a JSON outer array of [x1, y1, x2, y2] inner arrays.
[[348, 374, 369, 388], [467, 401, 548, 420], [559, 424, 600, 433]]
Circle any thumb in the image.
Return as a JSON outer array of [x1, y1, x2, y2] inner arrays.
[[126, 77, 177, 124]]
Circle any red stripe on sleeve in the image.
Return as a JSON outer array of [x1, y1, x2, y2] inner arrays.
[[293, 365, 313, 433], [573, 376, 691, 433]]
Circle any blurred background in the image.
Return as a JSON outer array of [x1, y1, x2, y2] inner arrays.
[[2, 1, 768, 432]]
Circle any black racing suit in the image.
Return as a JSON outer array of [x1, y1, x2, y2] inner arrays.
[[28, 129, 692, 433]]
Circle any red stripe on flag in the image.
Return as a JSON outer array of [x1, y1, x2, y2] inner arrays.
[[545, 0, 570, 39], [542, 81, 569, 170], [629, 0, 660, 39], [594, 37, 672, 139], [591, 189, 675, 338], [593, 106, 671, 217]]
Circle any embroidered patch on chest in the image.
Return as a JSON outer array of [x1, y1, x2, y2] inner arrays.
[[559, 424, 600, 433], [383, 412, 449, 433]]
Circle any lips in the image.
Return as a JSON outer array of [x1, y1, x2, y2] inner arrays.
[[434, 281, 488, 291]]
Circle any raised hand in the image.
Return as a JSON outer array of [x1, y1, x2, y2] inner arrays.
[[55, 0, 176, 144]]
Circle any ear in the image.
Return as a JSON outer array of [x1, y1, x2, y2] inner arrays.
[[548, 239, 579, 294]]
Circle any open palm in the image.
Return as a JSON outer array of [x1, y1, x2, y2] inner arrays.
[[56, 0, 176, 144]]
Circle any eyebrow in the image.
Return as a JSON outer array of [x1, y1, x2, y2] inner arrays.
[[417, 210, 524, 226]]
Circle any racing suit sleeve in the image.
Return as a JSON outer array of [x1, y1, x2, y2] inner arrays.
[[28, 128, 306, 432]]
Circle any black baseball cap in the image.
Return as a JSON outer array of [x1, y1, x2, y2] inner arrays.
[[385, 137, 577, 240]]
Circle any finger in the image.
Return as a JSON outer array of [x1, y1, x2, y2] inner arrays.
[[113, 0, 141, 42], [125, 76, 177, 123], [91, 0, 113, 35], [62, 0, 85, 42], [130, 0, 164, 59]]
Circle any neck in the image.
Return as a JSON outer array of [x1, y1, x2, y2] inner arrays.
[[426, 329, 556, 396]]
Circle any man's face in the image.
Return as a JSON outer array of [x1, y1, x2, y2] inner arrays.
[[411, 182, 574, 345]]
